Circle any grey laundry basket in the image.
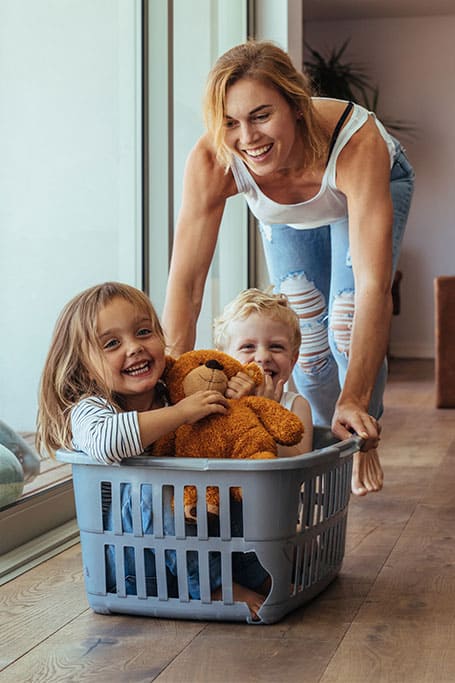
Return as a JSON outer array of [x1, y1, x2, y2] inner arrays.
[[57, 427, 359, 624]]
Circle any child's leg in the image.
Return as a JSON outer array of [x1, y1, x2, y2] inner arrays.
[[184, 523, 224, 601], [229, 499, 271, 620], [185, 507, 270, 620], [211, 582, 268, 621], [104, 483, 143, 595]]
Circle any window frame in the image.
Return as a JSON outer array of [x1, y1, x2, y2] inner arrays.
[[1, 0, 304, 573]]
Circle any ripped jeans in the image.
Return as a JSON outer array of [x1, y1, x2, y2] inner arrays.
[[259, 144, 415, 426]]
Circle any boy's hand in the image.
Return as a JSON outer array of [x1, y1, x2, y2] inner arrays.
[[176, 390, 229, 424], [225, 371, 256, 399], [226, 369, 285, 403], [254, 372, 285, 403]]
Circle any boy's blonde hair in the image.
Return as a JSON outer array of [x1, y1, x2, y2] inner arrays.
[[203, 39, 329, 170], [36, 282, 164, 458], [214, 288, 301, 356]]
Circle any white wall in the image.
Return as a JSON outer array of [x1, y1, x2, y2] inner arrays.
[[304, 14, 455, 358], [0, 1, 141, 430]]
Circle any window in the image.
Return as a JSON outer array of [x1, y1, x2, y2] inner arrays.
[[147, 0, 249, 341], [1, 0, 303, 575], [0, 0, 142, 560], [0, 0, 249, 566]]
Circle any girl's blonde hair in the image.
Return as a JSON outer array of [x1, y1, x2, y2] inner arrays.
[[203, 39, 329, 170], [36, 282, 164, 458], [214, 287, 301, 357]]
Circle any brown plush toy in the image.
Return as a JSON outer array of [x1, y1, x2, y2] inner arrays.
[[152, 349, 304, 521]]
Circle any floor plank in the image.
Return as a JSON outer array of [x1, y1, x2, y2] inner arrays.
[[0, 545, 87, 670], [1, 612, 206, 683]]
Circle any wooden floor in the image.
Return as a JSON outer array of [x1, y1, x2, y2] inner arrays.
[[1, 359, 454, 683]]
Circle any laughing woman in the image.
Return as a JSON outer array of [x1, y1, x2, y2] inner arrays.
[[162, 40, 415, 496]]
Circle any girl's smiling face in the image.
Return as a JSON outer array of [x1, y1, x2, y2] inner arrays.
[[225, 312, 298, 389], [223, 77, 302, 176], [90, 296, 165, 411]]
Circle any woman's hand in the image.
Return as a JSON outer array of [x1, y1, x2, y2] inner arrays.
[[332, 400, 384, 497], [331, 400, 381, 451]]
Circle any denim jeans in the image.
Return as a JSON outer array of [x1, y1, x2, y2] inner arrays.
[[105, 484, 177, 596], [259, 143, 415, 426], [105, 485, 268, 598]]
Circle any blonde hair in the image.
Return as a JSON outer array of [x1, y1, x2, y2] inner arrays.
[[36, 282, 164, 458], [203, 39, 329, 170], [214, 288, 301, 356]]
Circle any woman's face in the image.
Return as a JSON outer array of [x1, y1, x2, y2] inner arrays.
[[223, 77, 301, 176]]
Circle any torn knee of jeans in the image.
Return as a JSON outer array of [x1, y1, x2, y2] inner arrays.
[[330, 290, 355, 355], [279, 272, 331, 374]]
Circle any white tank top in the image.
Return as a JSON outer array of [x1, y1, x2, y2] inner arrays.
[[230, 99, 396, 230], [280, 390, 300, 412]]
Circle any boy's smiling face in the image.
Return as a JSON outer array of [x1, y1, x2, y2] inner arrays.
[[225, 312, 298, 390]]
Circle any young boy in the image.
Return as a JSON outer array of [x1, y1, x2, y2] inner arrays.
[[214, 288, 313, 456]]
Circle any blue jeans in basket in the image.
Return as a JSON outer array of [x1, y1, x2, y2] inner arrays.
[[259, 141, 415, 427], [105, 485, 269, 598]]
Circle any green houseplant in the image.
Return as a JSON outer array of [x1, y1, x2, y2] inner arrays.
[[304, 39, 417, 139]]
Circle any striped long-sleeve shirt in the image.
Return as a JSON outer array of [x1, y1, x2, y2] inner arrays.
[[71, 396, 144, 464]]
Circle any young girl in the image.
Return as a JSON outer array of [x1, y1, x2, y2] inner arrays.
[[214, 287, 314, 456], [36, 281, 269, 619]]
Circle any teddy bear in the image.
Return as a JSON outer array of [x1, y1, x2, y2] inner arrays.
[[152, 349, 304, 521]]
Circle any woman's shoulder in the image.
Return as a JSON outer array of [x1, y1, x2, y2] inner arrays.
[[186, 134, 238, 198], [313, 98, 388, 156], [312, 96, 351, 117], [189, 134, 222, 171]]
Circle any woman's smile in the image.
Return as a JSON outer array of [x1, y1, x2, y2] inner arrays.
[[224, 77, 301, 175], [243, 143, 274, 159]]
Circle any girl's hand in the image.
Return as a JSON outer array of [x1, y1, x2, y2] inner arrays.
[[176, 390, 229, 424], [331, 400, 381, 451], [225, 371, 256, 399]]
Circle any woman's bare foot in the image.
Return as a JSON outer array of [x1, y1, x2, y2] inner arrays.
[[212, 580, 270, 621], [351, 448, 384, 496]]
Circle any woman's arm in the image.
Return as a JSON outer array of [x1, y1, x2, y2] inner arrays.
[[162, 136, 238, 356], [334, 117, 393, 448]]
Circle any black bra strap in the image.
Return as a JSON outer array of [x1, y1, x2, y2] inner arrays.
[[326, 101, 354, 164]]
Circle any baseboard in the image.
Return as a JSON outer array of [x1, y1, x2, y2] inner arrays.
[[0, 519, 79, 585]]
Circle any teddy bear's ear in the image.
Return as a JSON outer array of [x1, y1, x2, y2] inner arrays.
[[243, 362, 263, 386]]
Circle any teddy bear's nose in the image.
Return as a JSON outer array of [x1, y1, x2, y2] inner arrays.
[[205, 359, 224, 371]]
